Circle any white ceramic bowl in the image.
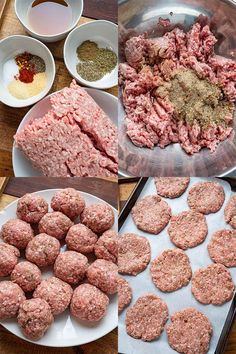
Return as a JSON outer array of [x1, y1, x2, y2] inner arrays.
[[0, 35, 55, 108], [15, 0, 83, 43], [64, 20, 118, 89]]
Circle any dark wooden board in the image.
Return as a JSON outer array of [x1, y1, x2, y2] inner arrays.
[[83, 0, 117, 23]]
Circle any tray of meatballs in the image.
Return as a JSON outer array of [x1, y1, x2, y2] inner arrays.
[[0, 187, 118, 347], [118, 177, 236, 354]]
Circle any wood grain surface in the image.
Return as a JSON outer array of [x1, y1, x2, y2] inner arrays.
[[0, 0, 118, 177], [119, 178, 236, 354], [0, 177, 118, 354]]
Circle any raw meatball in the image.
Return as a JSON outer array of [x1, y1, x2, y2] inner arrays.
[[0, 243, 20, 276], [166, 308, 212, 354], [155, 177, 190, 198], [51, 188, 85, 220], [54, 251, 88, 285], [81, 203, 115, 234], [17, 298, 53, 340], [17, 193, 48, 224], [150, 249, 192, 292], [26, 233, 60, 267], [65, 224, 98, 254], [126, 294, 168, 341], [191, 263, 234, 305], [33, 277, 73, 315], [0, 219, 34, 249], [224, 195, 236, 228], [94, 229, 118, 263], [208, 229, 236, 267], [0, 281, 26, 319], [187, 181, 225, 214], [86, 259, 117, 294], [70, 284, 109, 321], [131, 195, 171, 234], [39, 212, 73, 240], [118, 233, 151, 275], [11, 261, 42, 292], [118, 277, 132, 312]]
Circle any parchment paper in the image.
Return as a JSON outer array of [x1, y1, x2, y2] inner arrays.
[[119, 177, 236, 354]]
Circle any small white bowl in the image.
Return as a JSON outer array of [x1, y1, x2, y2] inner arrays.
[[15, 0, 83, 43], [0, 35, 55, 108], [64, 20, 118, 89]]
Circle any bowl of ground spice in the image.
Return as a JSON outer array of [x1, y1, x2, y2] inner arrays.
[[0, 35, 55, 107], [64, 20, 118, 89]]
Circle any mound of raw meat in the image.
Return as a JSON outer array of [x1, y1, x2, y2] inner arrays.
[[14, 81, 118, 177], [119, 21, 236, 154]]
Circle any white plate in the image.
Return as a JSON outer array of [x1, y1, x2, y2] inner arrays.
[[13, 88, 118, 177], [0, 189, 118, 347]]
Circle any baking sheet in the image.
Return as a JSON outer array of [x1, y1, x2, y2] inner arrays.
[[119, 177, 236, 354]]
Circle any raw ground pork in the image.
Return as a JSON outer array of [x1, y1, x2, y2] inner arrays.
[[119, 22, 236, 154], [14, 81, 118, 177]]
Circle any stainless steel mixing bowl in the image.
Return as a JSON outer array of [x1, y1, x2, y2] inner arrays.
[[118, 0, 236, 176]]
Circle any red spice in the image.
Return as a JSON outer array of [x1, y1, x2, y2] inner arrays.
[[19, 68, 35, 83]]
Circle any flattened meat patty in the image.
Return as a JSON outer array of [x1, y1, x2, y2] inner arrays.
[[118, 233, 151, 275], [155, 177, 190, 198], [224, 195, 236, 228], [187, 181, 225, 214], [191, 263, 234, 305], [168, 210, 208, 249], [126, 294, 168, 341], [118, 277, 132, 313], [131, 195, 171, 234], [150, 249, 192, 292], [166, 308, 213, 354], [208, 229, 236, 267]]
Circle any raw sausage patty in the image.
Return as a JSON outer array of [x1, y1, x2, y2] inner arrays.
[[131, 195, 171, 234], [126, 294, 168, 341], [168, 210, 208, 249], [191, 263, 234, 305], [118, 277, 132, 313], [155, 177, 190, 198], [150, 249, 192, 292], [118, 233, 151, 275], [208, 229, 236, 267], [187, 181, 225, 214], [224, 195, 236, 228]]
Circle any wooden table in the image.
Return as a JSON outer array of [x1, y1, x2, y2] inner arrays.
[[0, 0, 117, 177], [0, 177, 118, 354], [119, 178, 236, 354]]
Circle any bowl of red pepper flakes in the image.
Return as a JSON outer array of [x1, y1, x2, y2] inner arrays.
[[0, 35, 55, 108]]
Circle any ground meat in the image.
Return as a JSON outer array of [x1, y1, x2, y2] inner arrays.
[[150, 249, 192, 292], [65, 224, 98, 254], [17, 298, 53, 340], [25, 233, 60, 267], [11, 261, 42, 292], [118, 233, 151, 275], [0, 281, 26, 319], [17, 194, 48, 224], [191, 263, 234, 305], [38, 212, 73, 240], [81, 203, 115, 234], [126, 294, 168, 341], [168, 210, 208, 249], [131, 195, 171, 234], [70, 284, 109, 321], [224, 195, 236, 228], [187, 181, 225, 214], [33, 277, 73, 315], [51, 188, 85, 220], [155, 177, 190, 198], [94, 229, 118, 263], [54, 251, 88, 285], [166, 308, 213, 354], [118, 277, 132, 312], [0, 243, 20, 276], [86, 259, 117, 294], [0, 219, 34, 249], [208, 229, 236, 267]]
